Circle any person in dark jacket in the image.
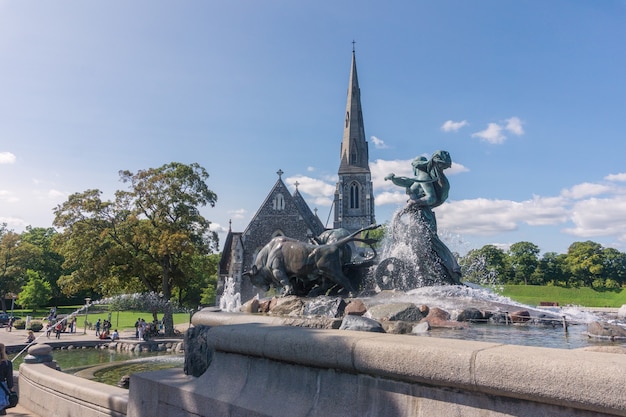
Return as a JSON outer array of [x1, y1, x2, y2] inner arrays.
[[0, 343, 13, 415]]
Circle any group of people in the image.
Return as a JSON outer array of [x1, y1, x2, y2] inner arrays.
[[45, 316, 77, 339], [95, 318, 118, 340], [134, 317, 162, 340]]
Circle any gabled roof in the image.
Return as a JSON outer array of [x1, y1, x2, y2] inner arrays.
[[292, 187, 325, 235], [219, 230, 242, 275], [242, 171, 324, 238]]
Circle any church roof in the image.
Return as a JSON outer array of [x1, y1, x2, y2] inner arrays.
[[218, 231, 242, 275], [292, 187, 325, 232], [242, 169, 325, 238]]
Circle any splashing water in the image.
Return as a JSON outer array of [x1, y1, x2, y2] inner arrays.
[[219, 277, 241, 312]]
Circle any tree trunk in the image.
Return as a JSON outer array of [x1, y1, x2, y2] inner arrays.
[[163, 301, 174, 336], [161, 256, 175, 336]]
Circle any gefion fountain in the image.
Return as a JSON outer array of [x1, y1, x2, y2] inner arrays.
[[128, 150, 626, 417]]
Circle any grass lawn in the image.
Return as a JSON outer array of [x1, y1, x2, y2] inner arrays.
[[496, 285, 626, 308], [11, 305, 192, 331]]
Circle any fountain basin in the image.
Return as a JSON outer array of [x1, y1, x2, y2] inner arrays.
[[127, 309, 626, 417]]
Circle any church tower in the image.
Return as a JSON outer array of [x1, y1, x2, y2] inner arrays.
[[333, 46, 376, 231]]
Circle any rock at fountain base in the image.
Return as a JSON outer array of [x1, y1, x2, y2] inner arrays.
[[587, 321, 626, 340]]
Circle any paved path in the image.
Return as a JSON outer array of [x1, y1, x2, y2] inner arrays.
[[1, 323, 190, 416], [1, 325, 122, 416]]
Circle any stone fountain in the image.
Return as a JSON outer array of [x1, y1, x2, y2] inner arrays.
[[126, 150, 626, 417]]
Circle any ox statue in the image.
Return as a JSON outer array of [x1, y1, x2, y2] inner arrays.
[[244, 224, 380, 297]]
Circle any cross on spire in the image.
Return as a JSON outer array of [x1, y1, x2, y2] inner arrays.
[[277, 169, 284, 179], [352, 40, 356, 52], [294, 181, 300, 190]]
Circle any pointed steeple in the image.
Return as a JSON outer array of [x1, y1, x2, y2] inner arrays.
[[333, 45, 376, 232], [338, 47, 370, 174]]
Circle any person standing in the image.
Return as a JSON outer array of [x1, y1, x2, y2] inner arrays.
[[54, 321, 63, 339], [95, 319, 101, 337], [134, 318, 140, 339], [0, 343, 14, 415], [5, 317, 12, 332], [138, 318, 146, 341]]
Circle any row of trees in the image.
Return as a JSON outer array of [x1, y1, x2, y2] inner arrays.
[[0, 162, 221, 336], [459, 241, 626, 289]]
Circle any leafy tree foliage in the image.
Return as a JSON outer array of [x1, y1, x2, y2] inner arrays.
[[564, 241, 604, 287], [53, 162, 218, 335], [0, 224, 45, 311], [507, 242, 540, 285], [18, 269, 52, 312], [459, 245, 508, 285], [534, 252, 567, 286], [20, 227, 65, 304], [458, 240, 626, 290]]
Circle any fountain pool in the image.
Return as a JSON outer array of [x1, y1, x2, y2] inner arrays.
[[359, 284, 624, 349]]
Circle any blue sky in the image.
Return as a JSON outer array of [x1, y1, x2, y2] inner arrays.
[[1, 1, 626, 256]]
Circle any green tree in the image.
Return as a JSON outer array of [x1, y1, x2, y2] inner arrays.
[[176, 253, 220, 308], [459, 245, 508, 285], [534, 251, 567, 286], [18, 269, 52, 312], [0, 224, 42, 311], [53, 162, 218, 335], [507, 242, 540, 285], [564, 241, 604, 287], [20, 227, 65, 305], [602, 247, 626, 287]]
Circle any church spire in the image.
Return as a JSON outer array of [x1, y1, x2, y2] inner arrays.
[[338, 46, 370, 174], [333, 45, 375, 232]]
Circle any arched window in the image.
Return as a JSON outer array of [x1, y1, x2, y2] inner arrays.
[[273, 193, 285, 210], [350, 183, 360, 209]]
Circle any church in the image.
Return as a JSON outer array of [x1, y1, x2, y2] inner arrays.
[[218, 48, 376, 302]]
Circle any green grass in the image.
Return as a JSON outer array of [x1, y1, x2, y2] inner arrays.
[[10, 306, 192, 331], [496, 285, 626, 308]]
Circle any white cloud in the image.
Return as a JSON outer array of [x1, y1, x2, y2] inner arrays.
[[306, 166, 315, 172], [209, 222, 230, 233], [449, 162, 469, 175], [605, 173, 626, 182], [227, 208, 246, 219], [441, 120, 468, 132], [370, 158, 413, 190], [471, 123, 505, 144], [370, 136, 388, 149], [0, 216, 27, 229], [0, 190, 19, 203], [471, 117, 524, 144], [564, 196, 626, 240], [560, 182, 613, 199], [47, 189, 65, 199], [0, 152, 16, 164], [285, 175, 334, 206], [374, 191, 408, 206], [505, 117, 524, 135]]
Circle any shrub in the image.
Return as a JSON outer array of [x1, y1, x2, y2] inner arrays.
[[12, 320, 26, 330], [28, 320, 44, 332]]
